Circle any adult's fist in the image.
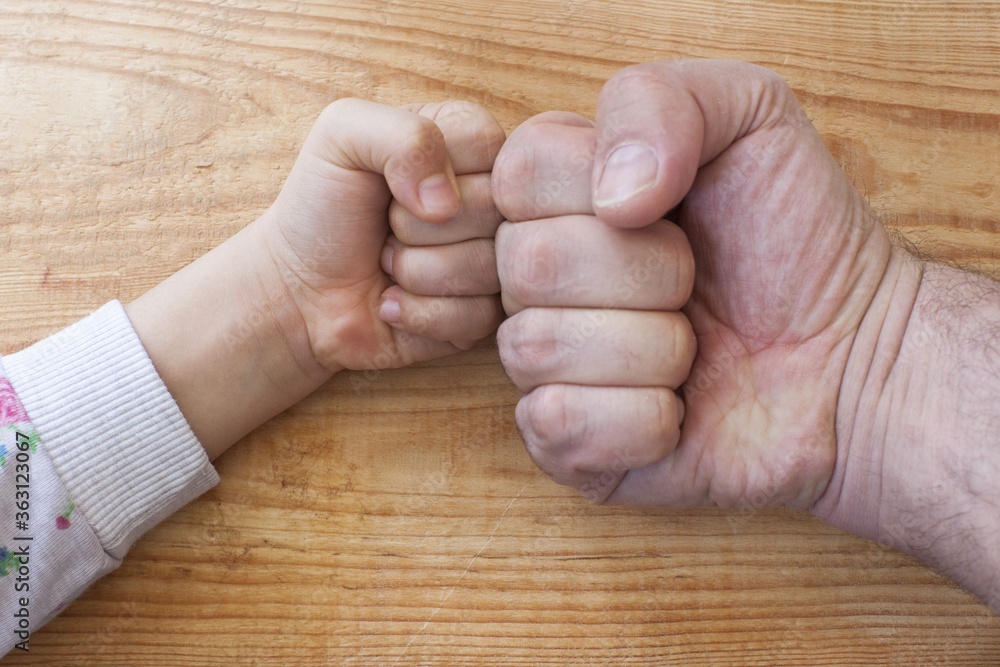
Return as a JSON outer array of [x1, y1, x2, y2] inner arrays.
[[493, 60, 893, 511]]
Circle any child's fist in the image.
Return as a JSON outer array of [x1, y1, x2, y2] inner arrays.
[[260, 99, 506, 373]]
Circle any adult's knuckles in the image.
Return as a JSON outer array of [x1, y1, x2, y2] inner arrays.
[[599, 63, 681, 124], [497, 309, 563, 390], [494, 116, 596, 221], [496, 222, 560, 304], [516, 384, 681, 495], [517, 384, 578, 465]]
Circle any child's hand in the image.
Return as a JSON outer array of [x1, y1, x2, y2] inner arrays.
[[127, 99, 505, 457], [260, 99, 506, 373]]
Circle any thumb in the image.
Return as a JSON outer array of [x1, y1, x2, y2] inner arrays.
[[592, 59, 802, 228], [304, 98, 462, 223]]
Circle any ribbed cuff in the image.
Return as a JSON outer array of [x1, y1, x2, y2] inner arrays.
[[3, 301, 219, 560]]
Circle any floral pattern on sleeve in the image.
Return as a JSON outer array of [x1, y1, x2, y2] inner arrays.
[[0, 379, 29, 427], [56, 498, 76, 530], [0, 379, 38, 469]]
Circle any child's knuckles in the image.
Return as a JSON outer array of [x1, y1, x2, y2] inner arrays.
[[437, 101, 505, 144], [395, 249, 451, 295], [387, 116, 449, 178], [460, 175, 504, 229], [387, 200, 419, 244], [389, 247, 419, 292], [317, 97, 365, 126], [402, 306, 433, 335]]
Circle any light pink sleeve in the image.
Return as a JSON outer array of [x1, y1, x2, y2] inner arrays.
[[0, 301, 219, 655]]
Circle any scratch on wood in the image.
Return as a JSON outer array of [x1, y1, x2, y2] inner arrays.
[[390, 471, 542, 665]]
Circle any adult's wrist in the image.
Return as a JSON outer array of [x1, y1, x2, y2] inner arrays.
[[812, 244, 924, 539], [815, 246, 1000, 610]]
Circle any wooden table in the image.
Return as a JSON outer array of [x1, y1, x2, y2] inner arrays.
[[2, 1, 999, 664]]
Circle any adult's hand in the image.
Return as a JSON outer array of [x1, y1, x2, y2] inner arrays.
[[493, 60, 1000, 611], [493, 59, 894, 509]]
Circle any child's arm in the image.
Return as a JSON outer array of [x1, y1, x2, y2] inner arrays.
[[0, 99, 505, 654]]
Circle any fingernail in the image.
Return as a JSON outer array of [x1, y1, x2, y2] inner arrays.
[[594, 143, 659, 207], [379, 298, 401, 324], [418, 173, 460, 218], [380, 244, 394, 275]]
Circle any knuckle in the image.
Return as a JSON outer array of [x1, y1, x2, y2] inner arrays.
[[747, 62, 791, 93], [465, 294, 503, 339], [452, 296, 488, 340], [390, 247, 416, 291], [394, 117, 446, 166], [611, 62, 660, 89], [518, 385, 575, 464], [318, 97, 359, 124], [529, 384, 575, 447], [497, 310, 560, 386], [388, 201, 417, 244], [400, 300, 433, 335], [433, 99, 477, 118], [441, 101, 506, 152], [741, 64, 799, 119]]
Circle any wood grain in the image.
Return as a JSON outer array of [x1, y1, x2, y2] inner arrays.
[[1, 0, 999, 664]]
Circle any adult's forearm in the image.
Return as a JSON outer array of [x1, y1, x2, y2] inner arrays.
[[817, 247, 1000, 610]]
